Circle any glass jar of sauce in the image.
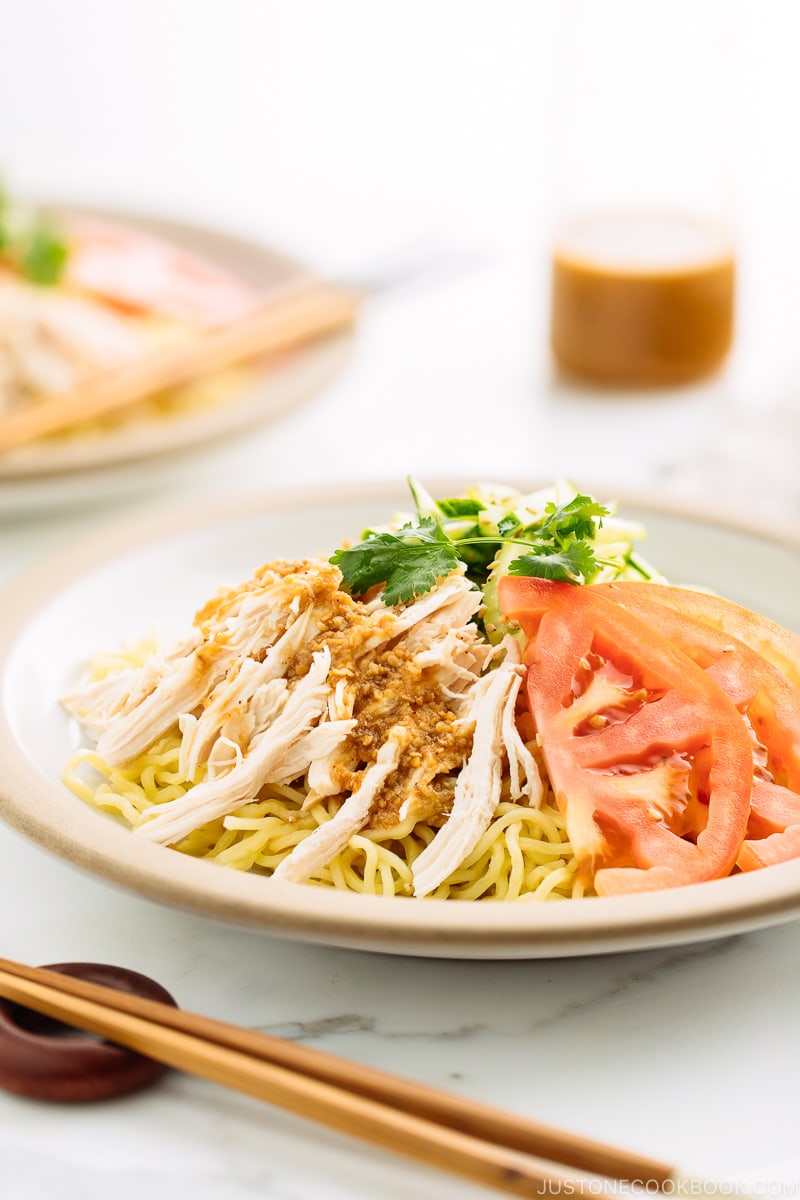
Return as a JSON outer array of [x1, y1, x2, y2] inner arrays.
[[549, 0, 735, 387], [550, 212, 735, 385]]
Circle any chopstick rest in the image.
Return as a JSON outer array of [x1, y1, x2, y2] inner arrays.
[[0, 957, 678, 1197], [0, 962, 177, 1102], [0, 958, 756, 1197]]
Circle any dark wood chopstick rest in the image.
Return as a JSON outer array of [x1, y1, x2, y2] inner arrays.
[[0, 962, 178, 1103]]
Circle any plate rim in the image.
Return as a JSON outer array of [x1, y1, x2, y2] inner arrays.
[[2, 477, 800, 959]]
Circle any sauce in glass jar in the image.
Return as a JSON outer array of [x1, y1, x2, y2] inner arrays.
[[550, 213, 735, 386]]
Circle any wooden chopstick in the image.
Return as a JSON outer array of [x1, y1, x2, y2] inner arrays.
[[0, 278, 359, 454], [0, 958, 674, 1197]]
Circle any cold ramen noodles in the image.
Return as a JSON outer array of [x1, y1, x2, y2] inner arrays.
[[62, 480, 800, 901]]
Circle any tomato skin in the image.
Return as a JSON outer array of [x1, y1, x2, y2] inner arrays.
[[65, 220, 258, 326], [592, 582, 800, 871], [498, 577, 754, 895], [595, 582, 800, 694], [738, 823, 800, 870], [746, 779, 800, 840]]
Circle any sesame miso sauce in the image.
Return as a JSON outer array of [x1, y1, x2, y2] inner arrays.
[[550, 213, 735, 386]]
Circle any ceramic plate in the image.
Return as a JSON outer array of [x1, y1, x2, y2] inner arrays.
[[2, 480, 800, 960], [0, 206, 352, 509]]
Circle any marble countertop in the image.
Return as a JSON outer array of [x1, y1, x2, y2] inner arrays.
[[1, 815, 799, 1199], [3, 4, 800, 1195]]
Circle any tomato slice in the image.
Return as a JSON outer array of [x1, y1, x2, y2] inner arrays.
[[594, 582, 800, 693], [65, 220, 259, 326], [739, 779, 800, 868], [498, 577, 753, 895], [593, 581, 800, 872]]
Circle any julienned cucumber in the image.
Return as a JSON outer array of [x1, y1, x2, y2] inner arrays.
[[481, 543, 525, 645]]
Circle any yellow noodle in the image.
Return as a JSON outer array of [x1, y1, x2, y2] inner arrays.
[[62, 654, 585, 901], [87, 634, 160, 681]]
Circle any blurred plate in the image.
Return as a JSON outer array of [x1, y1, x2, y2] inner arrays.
[[0, 206, 353, 508], [1, 480, 800, 959]]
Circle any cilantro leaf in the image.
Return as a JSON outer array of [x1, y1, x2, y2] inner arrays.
[[331, 518, 461, 605], [533, 495, 608, 543], [21, 225, 69, 285], [0, 191, 70, 286], [380, 545, 461, 605], [330, 532, 409, 597], [331, 487, 610, 604], [508, 540, 597, 584]]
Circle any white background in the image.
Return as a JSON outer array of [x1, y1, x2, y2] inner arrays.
[[2, 0, 800, 385], [1, 0, 800, 507], [2, 1, 800, 523]]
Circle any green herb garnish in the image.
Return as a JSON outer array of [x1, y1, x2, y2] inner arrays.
[[534, 494, 609, 542], [331, 518, 461, 606], [331, 487, 610, 605], [507, 539, 598, 583], [0, 188, 70, 286], [20, 224, 69, 285]]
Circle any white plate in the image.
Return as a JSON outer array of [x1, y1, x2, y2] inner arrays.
[[1, 480, 800, 959], [0, 206, 353, 509]]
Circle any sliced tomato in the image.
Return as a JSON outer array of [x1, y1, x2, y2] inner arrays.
[[65, 219, 259, 326], [739, 778, 800, 868], [595, 582, 800, 693], [593, 581, 800, 872], [498, 576, 753, 896]]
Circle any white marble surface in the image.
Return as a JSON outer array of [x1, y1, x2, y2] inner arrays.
[[2, 3, 800, 1197]]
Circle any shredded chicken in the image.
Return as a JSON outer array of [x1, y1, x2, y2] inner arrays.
[[410, 665, 539, 898], [0, 216, 258, 416], [0, 271, 148, 414], [135, 647, 333, 844], [273, 729, 407, 884], [63, 559, 545, 891]]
